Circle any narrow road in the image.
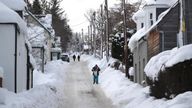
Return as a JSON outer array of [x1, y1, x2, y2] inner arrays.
[[62, 60, 117, 108]]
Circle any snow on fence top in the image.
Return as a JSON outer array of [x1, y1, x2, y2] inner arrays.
[[144, 44, 192, 81], [0, 0, 26, 10], [0, 1, 27, 33]]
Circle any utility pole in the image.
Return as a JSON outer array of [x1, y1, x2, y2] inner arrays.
[[122, 0, 130, 78], [105, 0, 109, 61], [93, 12, 96, 56], [100, 4, 104, 59], [82, 28, 84, 43]]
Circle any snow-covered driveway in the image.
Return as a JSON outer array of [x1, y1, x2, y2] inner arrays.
[[62, 61, 116, 108]]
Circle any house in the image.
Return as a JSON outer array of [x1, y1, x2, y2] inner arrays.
[[0, 1, 33, 92], [51, 37, 62, 60], [129, 0, 177, 85], [26, 11, 54, 72]]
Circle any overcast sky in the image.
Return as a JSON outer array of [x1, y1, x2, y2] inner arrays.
[[61, 0, 121, 33]]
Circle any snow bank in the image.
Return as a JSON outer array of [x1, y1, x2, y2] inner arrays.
[[0, 60, 69, 108], [145, 44, 192, 80], [85, 55, 192, 108]]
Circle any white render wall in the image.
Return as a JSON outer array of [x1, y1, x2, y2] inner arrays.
[[0, 24, 15, 91], [16, 31, 27, 92]]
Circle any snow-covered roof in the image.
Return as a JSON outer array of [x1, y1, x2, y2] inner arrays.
[[129, 1, 178, 52], [51, 47, 62, 52], [28, 24, 46, 47], [39, 14, 52, 29], [0, 1, 27, 33], [145, 44, 192, 81], [0, 0, 26, 11], [128, 27, 146, 51], [145, 0, 177, 6]]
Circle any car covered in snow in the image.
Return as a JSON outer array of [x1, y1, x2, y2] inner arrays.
[[60, 53, 70, 62]]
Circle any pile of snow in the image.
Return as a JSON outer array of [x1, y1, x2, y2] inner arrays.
[[84, 54, 192, 108], [129, 67, 134, 76], [0, 0, 26, 10], [0, 60, 68, 108], [0, 1, 27, 34], [145, 44, 192, 80]]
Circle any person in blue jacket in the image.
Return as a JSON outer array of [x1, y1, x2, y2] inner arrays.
[[91, 64, 100, 84]]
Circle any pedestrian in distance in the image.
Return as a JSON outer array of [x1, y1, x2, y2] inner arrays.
[[91, 64, 100, 84], [77, 55, 80, 61], [73, 55, 76, 61]]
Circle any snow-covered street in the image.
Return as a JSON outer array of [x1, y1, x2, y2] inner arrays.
[[62, 60, 116, 108]]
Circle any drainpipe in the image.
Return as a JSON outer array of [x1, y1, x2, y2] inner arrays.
[[159, 31, 165, 51], [14, 24, 18, 93]]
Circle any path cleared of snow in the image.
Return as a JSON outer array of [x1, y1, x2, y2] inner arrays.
[[62, 60, 117, 108]]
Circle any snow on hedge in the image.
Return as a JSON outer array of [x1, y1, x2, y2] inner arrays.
[[145, 44, 192, 80], [84, 54, 192, 108]]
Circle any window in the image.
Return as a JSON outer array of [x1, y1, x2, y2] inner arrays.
[[150, 13, 153, 26], [150, 20, 153, 26], [150, 13, 153, 19], [141, 23, 144, 28]]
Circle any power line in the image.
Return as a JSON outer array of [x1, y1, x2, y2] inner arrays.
[[71, 20, 88, 27]]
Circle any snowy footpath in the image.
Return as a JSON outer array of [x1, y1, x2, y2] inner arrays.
[[1, 55, 192, 108]]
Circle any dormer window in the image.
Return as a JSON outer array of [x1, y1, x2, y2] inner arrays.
[[150, 13, 153, 19], [150, 13, 153, 26], [141, 23, 144, 28]]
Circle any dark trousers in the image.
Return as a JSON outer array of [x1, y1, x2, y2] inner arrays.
[[93, 75, 99, 84]]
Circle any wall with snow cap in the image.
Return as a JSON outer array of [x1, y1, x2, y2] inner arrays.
[[144, 44, 192, 80], [0, 2, 27, 34]]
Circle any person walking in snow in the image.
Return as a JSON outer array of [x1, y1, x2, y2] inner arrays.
[[91, 64, 100, 84], [77, 55, 80, 61], [73, 55, 76, 61]]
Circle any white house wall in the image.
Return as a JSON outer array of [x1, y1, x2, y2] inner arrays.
[[16, 31, 27, 92], [133, 40, 148, 84], [0, 24, 15, 91]]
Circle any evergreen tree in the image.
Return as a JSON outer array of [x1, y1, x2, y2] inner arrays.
[[32, 0, 42, 14], [49, 0, 72, 51]]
